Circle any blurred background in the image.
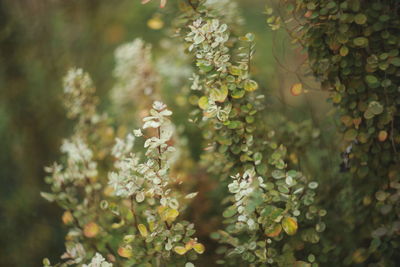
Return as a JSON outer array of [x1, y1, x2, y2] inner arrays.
[[0, 0, 337, 266]]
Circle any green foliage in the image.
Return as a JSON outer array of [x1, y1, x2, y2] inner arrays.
[[6, 0, 400, 266], [270, 0, 400, 265], [174, 1, 324, 265]]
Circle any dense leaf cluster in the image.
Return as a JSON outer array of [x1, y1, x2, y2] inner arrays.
[[271, 0, 400, 265], [175, 1, 325, 265]]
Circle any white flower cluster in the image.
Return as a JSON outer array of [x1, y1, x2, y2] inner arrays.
[[82, 253, 112, 267], [63, 68, 96, 119], [186, 18, 230, 72], [108, 101, 177, 208], [111, 38, 157, 107], [45, 137, 97, 186], [228, 169, 263, 230]]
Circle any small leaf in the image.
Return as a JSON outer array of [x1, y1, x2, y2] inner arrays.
[[62, 211, 73, 225], [290, 83, 303, 96], [368, 101, 384, 115], [390, 57, 400, 66], [354, 14, 367, 25], [265, 224, 282, 237], [353, 37, 368, 47], [147, 16, 164, 30], [365, 75, 379, 86], [174, 246, 187, 255], [123, 234, 135, 243], [223, 206, 237, 218], [282, 217, 298, 236], [229, 66, 242, 76], [193, 243, 205, 254], [308, 182, 319, 189], [198, 96, 209, 110], [231, 89, 245, 99], [138, 224, 148, 237], [244, 79, 258, 92], [83, 222, 99, 238], [165, 209, 179, 222], [272, 170, 285, 179], [185, 192, 198, 199], [378, 131, 388, 142], [40, 192, 56, 202], [118, 246, 133, 258], [340, 46, 349, 56], [210, 86, 228, 103], [344, 129, 358, 141], [193, 34, 205, 44]]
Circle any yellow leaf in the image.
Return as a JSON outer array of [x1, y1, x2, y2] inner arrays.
[[228, 66, 242, 76], [149, 221, 156, 232], [210, 85, 228, 103], [244, 79, 258, 92], [62, 211, 73, 225], [185, 239, 195, 250], [289, 153, 298, 165], [111, 219, 125, 229], [138, 224, 148, 237], [198, 96, 209, 110], [340, 46, 349, 56], [290, 83, 303, 96], [352, 248, 368, 263], [378, 130, 388, 142], [165, 209, 179, 222], [193, 243, 205, 254], [157, 205, 168, 215], [83, 222, 99, 238], [123, 234, 135, 243], [174, 246, 187, 255], [147, 16, 164, 30], [103, 185, 114, 197], [282, 217, 298, 236], [265, 224, 282, 237], [340, 115, 353, 127], [118, 246, 133, 258]]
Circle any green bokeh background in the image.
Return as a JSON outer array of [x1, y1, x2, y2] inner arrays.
[[0, 0, 335, 265]]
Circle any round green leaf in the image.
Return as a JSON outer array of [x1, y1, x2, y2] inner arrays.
[[353, 37, 368, 47], [354, 14, 367, 25], [344, 129, 358, 141]]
